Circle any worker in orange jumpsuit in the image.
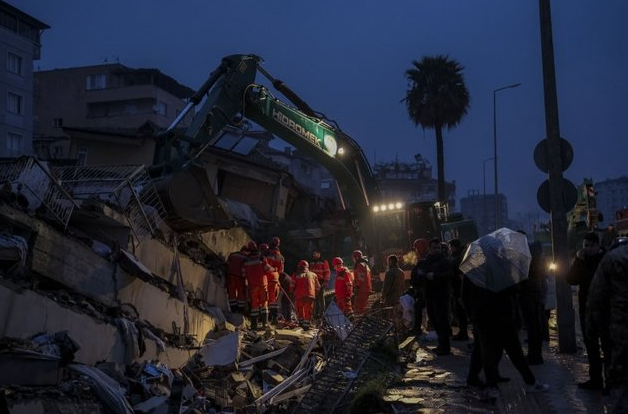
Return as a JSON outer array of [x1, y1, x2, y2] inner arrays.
[[333, 257, 354, 319], [242, 242, 270, 330], [265, 242, 285, 325], [352, 250, 373, 316], [310, 249, 331, 318], [292, 260, 320, 330], [225, 244, 249, 313]]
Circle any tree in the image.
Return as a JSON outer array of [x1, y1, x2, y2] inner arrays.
[[403, 55, 470, 204]]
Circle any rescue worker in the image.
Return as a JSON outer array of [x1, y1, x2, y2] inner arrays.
[[310, 249, 331, 318], [352, 250, 373, 316], [225, 245, 249, 313], [265, 242, 285, 325], [333, 257, 354, 319], [292, 260, 320, 330], [270, 236, 281, 251], [242, 242, 270, 330], [259, 242, 270, 257]]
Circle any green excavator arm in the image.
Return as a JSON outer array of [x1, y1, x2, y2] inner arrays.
[[150, 54, 380, 234]]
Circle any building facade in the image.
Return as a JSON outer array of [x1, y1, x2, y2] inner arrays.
[[372, 153, 456, 208], [460, 191, 509, 236], [594, 176, 628, 228], [0, 1, 48, 158], [33, 63, 194, 161]]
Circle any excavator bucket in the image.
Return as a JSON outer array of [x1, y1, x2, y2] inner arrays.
[[153, 162, 234, 232]]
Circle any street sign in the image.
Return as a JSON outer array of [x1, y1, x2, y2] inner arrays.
[[534, 138, 574, 173], [537, 178, 578, 213]]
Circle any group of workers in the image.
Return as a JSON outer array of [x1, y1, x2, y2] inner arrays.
[[225, 239, 373, 331]]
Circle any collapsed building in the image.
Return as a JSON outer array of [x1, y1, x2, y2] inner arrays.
[[0, 156, 397, 414]]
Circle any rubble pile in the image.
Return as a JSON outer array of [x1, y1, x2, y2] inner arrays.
[[0, 322, 342, 413]]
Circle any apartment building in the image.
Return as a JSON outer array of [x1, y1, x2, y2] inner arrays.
[[34, 63, 194, 162], [0, 1, 49, 158]]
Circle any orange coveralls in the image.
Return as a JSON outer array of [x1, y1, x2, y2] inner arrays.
[[292, 269, 320, 330], [243, 253, 269, 327], [353, 259, 373, 316], [335, 266, 354, 318], [225, 249, 248, 311], [265, 248, 284, 320]]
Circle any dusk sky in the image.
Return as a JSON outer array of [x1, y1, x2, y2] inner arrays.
[[13, 0, 628, 217]]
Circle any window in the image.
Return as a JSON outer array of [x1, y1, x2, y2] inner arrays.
[[153, 101, 167, 116], [77, 146, 88, 165], [125, 103, 137, 115], [320, 179, 333, 190], [86, 74, 107, 90], [7, 132, 22, 156], [7, 52, 23, 75], [7, 92, 22, 114], [53, 118, 63, 127]]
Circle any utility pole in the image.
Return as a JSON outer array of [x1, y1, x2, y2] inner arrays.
[[538, 0, 576, 352]]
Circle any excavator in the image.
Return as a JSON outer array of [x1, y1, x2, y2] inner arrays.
[[149, 54, 476, 272], [149, 54, 381, 244]]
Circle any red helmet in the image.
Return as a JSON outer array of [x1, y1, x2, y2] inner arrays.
[[270, 236, 281, 247], [332, 257, 343, 267], [352, 250, 363, 260], [259, 243, 269, 252], [247, 241, 258, 251], [297, 260, 309, 268], [413, 238, 429, 256]]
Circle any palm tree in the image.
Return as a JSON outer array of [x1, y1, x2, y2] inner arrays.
[[403, 55, 470, 204]]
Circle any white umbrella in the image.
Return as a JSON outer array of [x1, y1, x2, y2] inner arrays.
[[459, 228, 531, 292]]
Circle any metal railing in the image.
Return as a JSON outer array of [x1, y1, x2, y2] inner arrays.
[[52, 164, 168, 241], [0, 156, 77, 229]]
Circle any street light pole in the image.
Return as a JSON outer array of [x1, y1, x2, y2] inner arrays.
[[493, 83, 521, 230], [483, 157, 494, 234], [483, 157, 494, 197]]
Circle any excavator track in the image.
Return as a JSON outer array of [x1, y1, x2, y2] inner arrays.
[[292, 315, 393, 414]]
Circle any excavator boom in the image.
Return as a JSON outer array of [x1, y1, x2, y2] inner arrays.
[[150, 54, 379, 235]]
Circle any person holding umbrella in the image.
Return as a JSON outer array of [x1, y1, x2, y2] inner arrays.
[[460, 228, 549, 401]]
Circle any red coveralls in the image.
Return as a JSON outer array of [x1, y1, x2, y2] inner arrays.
[[334, 266, 354, 318], [310, 258, 331, 316], [243, 252, 269, 328], [353, 259, 373, 316], [292, 269, 320, 330], [265, 248, 284, 322], [310, 259, 331, 289], [225, 249, 248, 312]]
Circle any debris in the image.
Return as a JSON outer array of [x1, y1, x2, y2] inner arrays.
[[198, 331, 240, 367]]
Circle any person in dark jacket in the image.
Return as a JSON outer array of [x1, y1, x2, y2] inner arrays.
[[418, 238, 454, 356], [449, 238, 469, 340], [587, 240, 628, 412], [463, 277, 549, 400], [566, 231, 610, 391], [519, 239, 546, 365], [410, 238, 430, 336]]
